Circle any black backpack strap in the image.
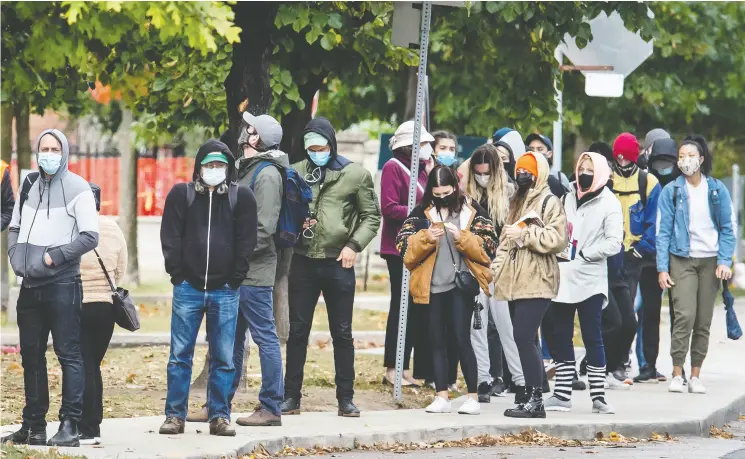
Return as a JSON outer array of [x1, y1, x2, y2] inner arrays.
[[186, 182, 196, 209], [541, 194, 553, 220], [19, 172, 40, 216], [638, 169, 648, 208]]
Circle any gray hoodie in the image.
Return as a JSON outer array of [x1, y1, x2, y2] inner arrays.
[[235, 149, 290, 287], [8, 129, 99, 287]]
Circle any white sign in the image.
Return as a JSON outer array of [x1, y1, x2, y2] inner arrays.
[[559, 11, 654, 97]]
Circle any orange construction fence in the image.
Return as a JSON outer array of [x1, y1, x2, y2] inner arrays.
[[8, 157, 195, 216]]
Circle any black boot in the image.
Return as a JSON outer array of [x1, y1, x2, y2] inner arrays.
[[338, 399, 360, 417], [280, 396, 301, 415], [504, 386, 546, 419], [478, 382, 492, 403], [47, 419, 79, 447], [513, 386, 527, 405], [541, 376, 551, 393], [1, 426, 47, 446]]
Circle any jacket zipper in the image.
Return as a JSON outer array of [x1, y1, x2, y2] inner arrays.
[[204, 190, 213, 295]]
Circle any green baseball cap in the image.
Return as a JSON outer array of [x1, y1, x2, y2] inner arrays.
[[200, 152, 229, 165], [304, 132, 329, 149]]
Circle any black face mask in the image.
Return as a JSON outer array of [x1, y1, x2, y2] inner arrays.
[[515, 172, 534, 190], [616, 162, 637, 178], [433, 193, 455, 209], [578, 173, 594, 191]]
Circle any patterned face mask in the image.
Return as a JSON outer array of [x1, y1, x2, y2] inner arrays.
[[677, 156, 702, 176]]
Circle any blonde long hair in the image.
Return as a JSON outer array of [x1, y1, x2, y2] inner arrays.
[[466, 144, 510, 227]]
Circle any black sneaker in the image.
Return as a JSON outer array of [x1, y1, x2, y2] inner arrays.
[[79, 434, 101, 445], [656, 371, 667, 382], [491, 378, 506, 397], [338, 399, 360, 417], [47, 419, 80, 447], [477, 382, 492, 403], [1, 426, 47, 446], [504, 386, 545, 419], [280, 397, 301, 415], [633, 365, 659, 384]]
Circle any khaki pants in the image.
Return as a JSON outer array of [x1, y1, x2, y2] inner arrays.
[[669, 255, 719, 368]]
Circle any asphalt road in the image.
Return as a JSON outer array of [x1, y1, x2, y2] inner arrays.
[[334, 420, 745, 459]]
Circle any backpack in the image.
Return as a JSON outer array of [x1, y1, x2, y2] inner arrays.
[[19, 172, 40, 216], [250, 161, 312, 249], [615, 169, 648, 207], [186, 181, 239, 214]]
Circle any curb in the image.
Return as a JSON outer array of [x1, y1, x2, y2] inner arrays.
[[180, 393, 745, 459]]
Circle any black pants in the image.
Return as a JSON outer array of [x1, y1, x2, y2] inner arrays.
[[429, 289, 478, 393], [17, 279, 84, 428], [509, 298, 551, 387], [604, 280, 637, 372], [79, 302, 115, 437], [487, 307, 503, 380], [285, 255, 356, 402], [639, 266, 664, 369], [382, 255, 414, 370]]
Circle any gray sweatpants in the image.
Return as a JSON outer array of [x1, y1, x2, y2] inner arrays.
[[472, 285, 525, 386], [669, 255, 719, 368]]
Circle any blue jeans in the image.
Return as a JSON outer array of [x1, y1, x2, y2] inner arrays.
[[207, 286, 284, 416], [634, 286, 646, 368], [165, 282, 238, 421]]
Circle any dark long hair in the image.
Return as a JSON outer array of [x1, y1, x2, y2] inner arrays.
[[682, 135, 713, 176], [432, 130, 457, 150], [421, 165, 466, 214]]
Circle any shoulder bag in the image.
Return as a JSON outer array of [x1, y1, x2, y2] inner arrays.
[[94, 249, 140, 332], [440, 212, 483, 329]]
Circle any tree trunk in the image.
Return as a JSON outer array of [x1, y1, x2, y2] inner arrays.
[[280, 74, 327, 164], [1, 102, 12, 310], [223, 1, 278, 154], [273, 248, 292, 344], [115, 109, 139, 285], [190, 330, 251, 390], [14, 99, 31, 172]]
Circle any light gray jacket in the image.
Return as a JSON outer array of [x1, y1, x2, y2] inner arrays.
[[555, 186, 623, 307], [8, 129, 99, 287]]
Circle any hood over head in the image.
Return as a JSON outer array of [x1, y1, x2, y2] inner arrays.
[[500, 130, 526, 161], [36, 129, 70, 180], [193, 139, 236, 182], [518, 151, 550, 192], [575, 152, 611, 199], [643, 128, 671, 152], [302, 117, 350, 171]]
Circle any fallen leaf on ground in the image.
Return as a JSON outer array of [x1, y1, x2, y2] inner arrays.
[[710, 426, 735, 439]]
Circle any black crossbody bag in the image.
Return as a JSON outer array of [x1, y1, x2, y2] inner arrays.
[[440, 214, 483, 329], [94, 249, 140, 332]]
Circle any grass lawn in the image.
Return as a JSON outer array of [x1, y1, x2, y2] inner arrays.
[[1, 344, 431, 424], [0, 444, 85, 459]]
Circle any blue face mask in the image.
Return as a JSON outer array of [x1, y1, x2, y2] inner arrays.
[[308, 150, 331, 167], [656, 166, 674, 176], [38, 153, 62, 175], [438, 154, 457, 167]]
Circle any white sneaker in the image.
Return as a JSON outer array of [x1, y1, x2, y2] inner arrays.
[[425, 396, 452, 413], [669, 376, 685, 393], [457, 398, 481, 415], [79, 436, 102, 445], [592, 399, 615, 414], [606, 374, 631, 391], [688, 377, 706, 394]]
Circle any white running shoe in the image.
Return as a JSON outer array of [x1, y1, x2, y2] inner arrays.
[[544, 395, 572, 412], [606, 374, 632, 391], [688, 377, 706, 394], [425, 396, 452, 413], [592, 399, 615, 414], [457, 398, 481, 415], [79, 435, 102, 445], [668, 375, 685, 393]]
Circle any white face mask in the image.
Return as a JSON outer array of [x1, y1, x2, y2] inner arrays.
[[202, 168, 227, 186], [475, 174, 491, 188], [677, 156, 702, 176], [418, 144, 433, 161]]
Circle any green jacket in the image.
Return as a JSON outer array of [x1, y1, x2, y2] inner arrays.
[[292, 158, 380, 259], [235, 150, 289, 286]]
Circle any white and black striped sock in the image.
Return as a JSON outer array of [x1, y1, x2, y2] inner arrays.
[[553, 361, 575, 402], [587, 364, 606, 404]]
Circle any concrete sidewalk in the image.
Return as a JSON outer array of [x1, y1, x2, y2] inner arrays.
[[3, 303, 745, 459]]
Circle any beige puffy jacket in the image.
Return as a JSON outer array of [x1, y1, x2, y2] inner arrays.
[[80, 216, 128, 304], [491, 153, 568, 301]]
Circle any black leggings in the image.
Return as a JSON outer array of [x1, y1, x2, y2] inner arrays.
[[382, 255, 414, 369], [604, 281, 637, 372], [429, 289, 477, 393], [509, 298, 551, 387], [80, 302, 115, 437]]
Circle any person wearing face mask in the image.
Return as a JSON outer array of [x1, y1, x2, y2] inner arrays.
[[4, 130, 99, 447], [158, 140, 258, 437], [283, 117, 381, 417], [543, 153, 623, 415], [432, 130, 458, 168], [396, 165, 498, 415], [379, 120, 435, 388], [657, 140, 735, 395], [492, 152, 568, 418], [637, 128, 671, 171], [610, 132, 660, 377], [463, 145, 520, 402], [187, 113, 288, 427], [525, 133, 570, 197], [632, 137, 679, 384]]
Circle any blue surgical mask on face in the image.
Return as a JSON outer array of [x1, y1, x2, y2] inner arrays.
[[308, 150, 331, 167], [656, 166, 674, 176], [38, 153, 62, 175], [438, 154, 457, 167]]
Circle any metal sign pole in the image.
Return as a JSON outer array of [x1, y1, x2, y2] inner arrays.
[[552, 47, 563, 174], [394, 0, 432, 402]]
